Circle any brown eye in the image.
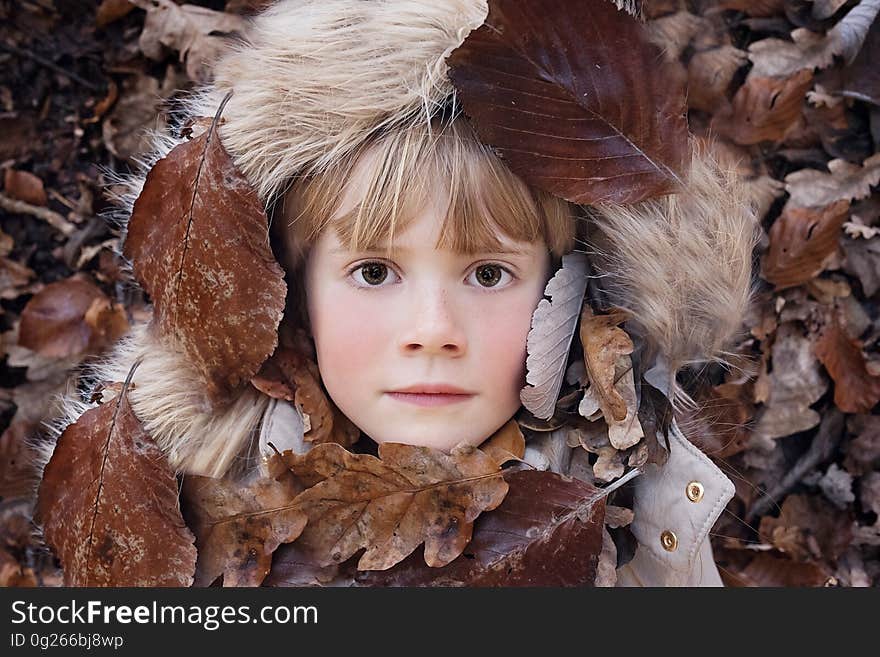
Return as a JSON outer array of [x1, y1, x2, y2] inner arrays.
[[360, 262, 389, 286], [475, 264, 503, 288]]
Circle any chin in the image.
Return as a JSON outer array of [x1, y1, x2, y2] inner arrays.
[[370, 430, 484, 453]]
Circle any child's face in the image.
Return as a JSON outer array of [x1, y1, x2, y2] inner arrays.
[[302, 168, 552, 452]]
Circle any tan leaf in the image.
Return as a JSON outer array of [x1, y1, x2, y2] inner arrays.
[[812, 309, 880, 414], [520, 251, 588, 420], [279, 442, 509, 570], [251, 347, 359, 448], [124, 108, 287, 402], [579, 305, 634, 424], [18, 275, 127, 358], [35, 387, 197, 586], [181, 459, 307, 587], [131, 0, 247, 83], [712, 69, 814, 145], [784, 153, 880, 208], [761, 200, 851, 290], [605, 355, 644, 450], [477, 418, 526, 467]]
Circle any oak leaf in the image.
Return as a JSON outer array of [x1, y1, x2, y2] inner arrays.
[[124, 108, 286, 403], [520, 252, 588, 420], [278, 442, 509, 570], [477, 418, 526, 467], [761, 199, 851, 290], [579, 305, 634, 425], [181, 458, 307, 587], [784, 153, 880, 208], [350, 470, 606, 586], [447, 0, 690, 205], [35, 388, 196, 586]]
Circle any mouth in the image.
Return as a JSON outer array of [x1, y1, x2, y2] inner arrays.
[[385, 390, 475, 407]]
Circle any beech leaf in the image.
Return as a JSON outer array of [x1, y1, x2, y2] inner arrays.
[[124, 103, 286, 402], [447, 0, 690, 205], [520, 251, 588, 420], [279, 442, 509, 570], [784, 153, 880, 208], [813, 309, 880, 414], [181, 463, 307, 587], [35, 382, 197, 586], [350, 470, 606, 586]]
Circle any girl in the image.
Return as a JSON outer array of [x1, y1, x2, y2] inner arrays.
[[27, 0, 760, 587]]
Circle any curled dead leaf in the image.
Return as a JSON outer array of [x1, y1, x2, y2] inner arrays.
[[278, 442, 509, 570]]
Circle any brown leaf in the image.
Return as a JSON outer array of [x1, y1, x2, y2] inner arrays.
[[3, 169, 47, 206], [687, 45, 749, 113], [579, 306, 634, 424], [251, 347, 359, 448], [759, 494, 853, 562], [124, 109, 286, 402], [784, 153, 880, 208], [349, 470, 605, 586], [761, 199, 850, 290], [812, 309, 880, 413], [713, 0, 784, 17], [447, 0, 689, 205], [132, 0, 247, 83], [279, 442, 509, 570], [181, 461, 307, 587], [713, 69, 814, 145], [477, 418, 526, 467], [35, 390, 197, 586], [96, 0, 135, 28], [736, 552, 832, 587], [18, 275, 127, 358]]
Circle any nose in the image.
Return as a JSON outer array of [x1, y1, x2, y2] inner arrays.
[[399, 284, 467, 357]]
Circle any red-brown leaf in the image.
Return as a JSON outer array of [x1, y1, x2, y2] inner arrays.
[[18, 275, 128, 358], [761, 200, 850, 290], [813, 310, 880, 414], [348, 470, 606, 586], [447, 0, 690, 205], [124, 113, 286, 401], [35, 393, 196, 586]]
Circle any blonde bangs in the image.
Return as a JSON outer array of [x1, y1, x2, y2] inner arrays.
[[281, 114, 578, 269]]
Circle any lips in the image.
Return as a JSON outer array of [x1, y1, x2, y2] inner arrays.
[[386, 383, 475, 407]]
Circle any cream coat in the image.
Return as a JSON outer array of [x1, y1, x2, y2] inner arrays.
[[24, 0, 755, 588]]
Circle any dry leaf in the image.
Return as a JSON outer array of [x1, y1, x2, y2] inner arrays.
[[736, 552, 832, 586], [447, 0, 690, 205], [35, 390, 196, 586], [713, 69, 814, 144], [124, 110, 286, 402], [761, 199, 851, 290], [687, 45, 749, 113], [18, 276, 128, 358], [278, 442, 508, 570], [759, 494, 853, 561], [3, 169, 47, 206], [784, 153, 880, 208], [181, 460, 307, 587], [752, 322, 828, 441], [478, 418, 526, 467], [251, 346, 359, 448], [812, 309, 880, 413], [579, 305, 634, 424], [350, 470, 605, 586], [520, 251, 588, 420], [131, 0, 247, 83]]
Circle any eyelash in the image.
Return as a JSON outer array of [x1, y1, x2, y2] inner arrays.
[[346, 260, 516, 292]]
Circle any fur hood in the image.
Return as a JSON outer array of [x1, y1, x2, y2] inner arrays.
[[25, 0, 760, 501]]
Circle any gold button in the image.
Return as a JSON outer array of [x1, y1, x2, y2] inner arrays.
[[686, 481, 705, 503], [660, 530, 678, 552]]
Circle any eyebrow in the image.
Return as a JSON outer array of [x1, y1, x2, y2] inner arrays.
[[328, 246, 532, 256]]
